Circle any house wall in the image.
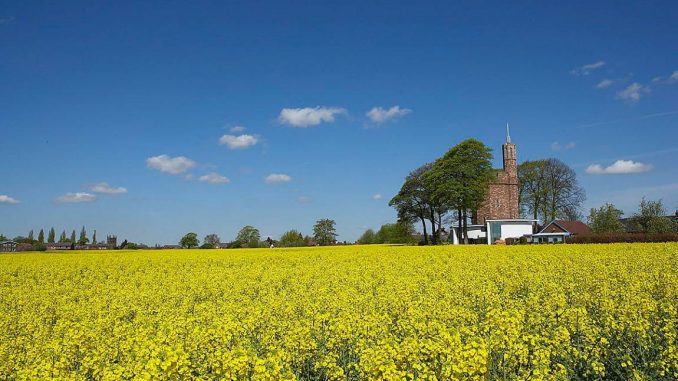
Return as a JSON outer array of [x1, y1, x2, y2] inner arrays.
[[486, 221, 534, 244]]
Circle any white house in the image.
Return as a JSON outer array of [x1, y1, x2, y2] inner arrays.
[[450, 219, 537, 245]]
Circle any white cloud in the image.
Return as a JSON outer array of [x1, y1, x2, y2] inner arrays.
[[0, 195, 19, 204], [297, 196, 312, 204], [229, 126, 246, 133], [219, 134, 259, 149], [585, 160, 654, 175], [56, 192, 96, 203], [571, 61, 605, 76], [551, 141, 576, 151], [199, 172, 230, 184], [146, 154, 196, 175], [90, 182, 127, 194], [366, 106, 412, 124], [670, 71, 678, 81], [596, 79, 614, 89], [278, 106, 345, 127], [372, 193, 383, 200], [616, 82, 646, 102], [264, 173, 292, 184]]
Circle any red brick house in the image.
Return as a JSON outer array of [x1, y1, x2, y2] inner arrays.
[[531, 220, 592, 243]]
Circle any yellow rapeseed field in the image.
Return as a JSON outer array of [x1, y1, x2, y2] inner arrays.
[[0, 243, 676, 380]]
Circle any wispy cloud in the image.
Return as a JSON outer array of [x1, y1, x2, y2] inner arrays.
[[596, 79, 614, 89], [219, 134, 259, 149], [199, 172, 230, 184], [264, 173, 292, 184], [366, 106, 411, 124], [616, 82, 647, 102], [551, 141, 576, 152], [278, 106, 346, 127], [229, 126, 246, 133], [571, 61, 605, 76], [89, 182, 127, 194], [146, 154, 196, 175], [0, 195, 19, 204], [372, 193, 383, 200], [56, 192, 96, 203], [297, 196, 312, 204], [586, 160, 653, 175]]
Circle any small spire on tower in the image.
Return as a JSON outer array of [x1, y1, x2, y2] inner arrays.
[[506, 123, 511, 143]]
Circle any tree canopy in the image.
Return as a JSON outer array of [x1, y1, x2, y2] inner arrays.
[[179, 232, 199, 249], [518, 158, 585, 222], [587, 203, 625, 233], [631, 198, 675, 234], [235, 226, 261, 248], [313, 219, 337, 246], [279, 230, 306, 247]]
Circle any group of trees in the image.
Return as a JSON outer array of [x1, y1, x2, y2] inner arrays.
[[357, 221, 416, 245], [178, 218, 339, 249], [588, 198, 676, 234], [390, 139, 499, 244], [2, 226, 103, 250], [390, 139, 586, 245], [518, 159, 586, 221]]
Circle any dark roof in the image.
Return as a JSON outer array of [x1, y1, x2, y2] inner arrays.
[[540, 220, 592, 235]]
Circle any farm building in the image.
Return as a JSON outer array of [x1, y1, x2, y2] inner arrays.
[[0, 241, 18, 252], [530, 220, 592, 244]]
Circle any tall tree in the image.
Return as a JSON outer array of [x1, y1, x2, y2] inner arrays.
[[518, 160, 547, 220], [59, 230, 67, 243], [28, 230, 34, 242], [78, 226, 89, 245], [48, 227, 55, 243], [235, 226, 260, 248], [587, 203, 625, 233], [426, 139, 494, 243], [70, 230, 76, 244], [518, 158, 585, 222], [204, 234, 220, 248], [390, 163, 435, 245], [37, 229, 45, 243], [631, 197, 675, 234], [179, 232, 199, 248], [313, 219, 337, 246], [92, 230, 97, 244]]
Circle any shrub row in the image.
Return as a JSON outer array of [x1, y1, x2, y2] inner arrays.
[[566, 232, 678, 244]]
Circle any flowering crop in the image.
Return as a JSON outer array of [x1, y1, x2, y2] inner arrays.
[[1, 243, 676, 380]]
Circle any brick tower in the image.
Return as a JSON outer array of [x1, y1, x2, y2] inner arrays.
[[473, 126, 520, 224]]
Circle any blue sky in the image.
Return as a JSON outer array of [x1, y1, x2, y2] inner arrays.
[[1, 1, 677, 244]]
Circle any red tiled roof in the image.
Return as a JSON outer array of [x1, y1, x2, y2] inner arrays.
[[553, 220, 592, 235]]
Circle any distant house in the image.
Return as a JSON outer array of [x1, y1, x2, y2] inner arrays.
[[46, 242, 73, 250], [218, 243, 230, 249], [530, 220, 592, 244], [0, 241, 18, 252]]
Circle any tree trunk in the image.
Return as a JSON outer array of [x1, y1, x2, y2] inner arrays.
[[430, 208, 437, 245], [462, 210, 469, 244], [457, 208, 463, 244], [420, 217, 428, 245]]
